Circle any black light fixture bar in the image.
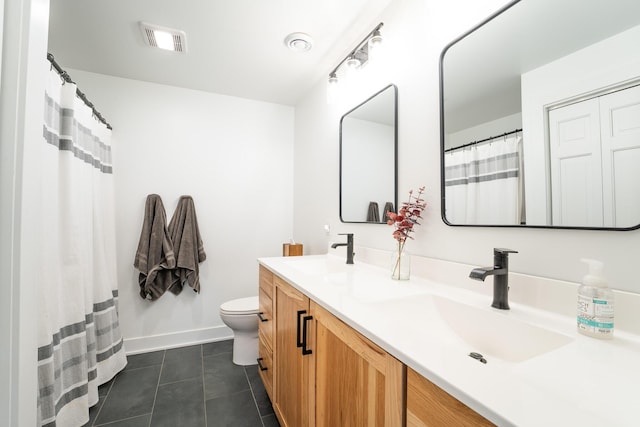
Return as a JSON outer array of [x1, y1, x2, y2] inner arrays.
[[329, 22, 384, 78]]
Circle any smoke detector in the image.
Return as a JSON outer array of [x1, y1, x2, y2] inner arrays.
[[284, 32, 313, 52], [139, 22, 187, 53]]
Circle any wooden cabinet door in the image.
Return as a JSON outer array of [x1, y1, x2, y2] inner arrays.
[[274, 276, 313, 427], [312, 301, 405, 427], [407, 368, 494, 427]]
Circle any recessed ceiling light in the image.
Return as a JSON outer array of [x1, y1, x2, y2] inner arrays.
[[284, 32, 313, 52], [139, 21, 187, 53]]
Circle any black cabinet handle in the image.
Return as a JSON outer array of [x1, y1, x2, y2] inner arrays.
[[296, 310, 306, 348], [301, 315, 313, 356], [257, 357, 268, 371], [257, 312, 268, 322]]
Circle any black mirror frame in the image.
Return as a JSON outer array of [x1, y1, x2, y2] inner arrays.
[[339, 83, 398, 224], [438, 0, 639, 231]]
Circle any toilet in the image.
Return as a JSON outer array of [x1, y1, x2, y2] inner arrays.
[[219, 296, 259, 365]]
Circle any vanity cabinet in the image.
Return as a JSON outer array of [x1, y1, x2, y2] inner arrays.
[[257, 265, 274, 400], [260, 267, 405, 427], [407, 367, 494, 427]]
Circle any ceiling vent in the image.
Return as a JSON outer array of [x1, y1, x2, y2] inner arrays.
[[139, 22, 187, 53]]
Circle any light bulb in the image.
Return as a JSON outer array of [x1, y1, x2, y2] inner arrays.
[[368, 31, 383, 51], [154, 30, 175, 51], [346, 56, 361, 71], [345, 56, 361, 78], [327, 74, 339, 104]]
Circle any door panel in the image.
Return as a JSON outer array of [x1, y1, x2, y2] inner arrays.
[[599, 84, 640, 227], [548, 99, 603, 226]]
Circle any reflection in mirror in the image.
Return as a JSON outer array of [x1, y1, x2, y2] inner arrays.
[[440, 0, 640, 230], [340, 84, 397, 223]]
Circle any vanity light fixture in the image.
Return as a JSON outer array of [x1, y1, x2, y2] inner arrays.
[[284, 32, 314, 52], [139, 22, 187, 53], [327, 22, 383, 85]]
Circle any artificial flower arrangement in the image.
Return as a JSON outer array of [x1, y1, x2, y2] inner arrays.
[[387, 186, 426, 279]]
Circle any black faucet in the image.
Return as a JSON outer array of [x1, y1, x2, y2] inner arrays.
[[469, 248, 518, 310], [330, 233, 354, 264]]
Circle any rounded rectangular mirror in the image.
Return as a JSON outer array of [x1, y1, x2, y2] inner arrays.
[[440, 0, 640, 230], [340, 84, 398, 223]]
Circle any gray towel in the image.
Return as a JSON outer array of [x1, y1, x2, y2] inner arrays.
[[134, 194, 176, 300], [382, 202, 395, 223], [167, 196, 206, 295], [366, 201, 380, 222]]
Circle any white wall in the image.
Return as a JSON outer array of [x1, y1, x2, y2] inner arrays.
[[69, 70, 294, 353], [293, 0, 640, 293]]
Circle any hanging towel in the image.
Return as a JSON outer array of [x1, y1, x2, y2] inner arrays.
[[134, 194, 176, 300], [382, 202, 395, 223], [366, 201, 380, 222], [167, 195, 206, 295]]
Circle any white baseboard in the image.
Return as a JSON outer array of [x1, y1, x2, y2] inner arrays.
[[123, 325, 233, 355]]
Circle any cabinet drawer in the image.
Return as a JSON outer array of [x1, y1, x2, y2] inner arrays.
[[259, 265, 273, 299], [258, 287, 273, 347], [258, 334, 274, 401]]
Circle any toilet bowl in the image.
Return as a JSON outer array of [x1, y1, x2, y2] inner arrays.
[[219, 296, 259, 365]]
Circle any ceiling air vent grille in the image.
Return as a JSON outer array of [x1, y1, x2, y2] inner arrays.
[[139, 22, 187, 53], [173, 34, 185, 52]]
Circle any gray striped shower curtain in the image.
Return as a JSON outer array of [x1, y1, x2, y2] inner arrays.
[[38, 58, 127, 426], [444, 134, 525, 225]]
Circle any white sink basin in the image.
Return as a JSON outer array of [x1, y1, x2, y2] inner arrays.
[[433, 295, 573, 363], [279, 256, 573, 362]]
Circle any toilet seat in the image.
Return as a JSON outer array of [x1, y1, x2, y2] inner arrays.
[[220, 296, 259, 315]]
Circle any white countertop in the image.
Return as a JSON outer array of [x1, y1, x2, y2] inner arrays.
[[258, 253, 640, 427]]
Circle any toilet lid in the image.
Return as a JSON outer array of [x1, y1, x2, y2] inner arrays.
[[220, 296, 259, 315]]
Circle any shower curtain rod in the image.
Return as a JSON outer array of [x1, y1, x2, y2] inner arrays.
[[47, 53, 112, 130], [445, 128, 521, 153]]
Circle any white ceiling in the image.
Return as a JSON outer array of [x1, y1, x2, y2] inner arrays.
[[47, 0, 394, 106]]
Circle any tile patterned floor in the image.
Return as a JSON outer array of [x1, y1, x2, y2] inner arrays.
[[84, 340, 280, 427]]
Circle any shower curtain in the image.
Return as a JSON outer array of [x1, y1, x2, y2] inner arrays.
[[38, 59, 127, 426], [444, 134, 525, 225]]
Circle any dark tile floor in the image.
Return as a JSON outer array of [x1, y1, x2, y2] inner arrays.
[[84, 340, 280, 427]]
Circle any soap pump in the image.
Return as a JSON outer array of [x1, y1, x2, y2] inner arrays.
[[577, 259, 614, 339]]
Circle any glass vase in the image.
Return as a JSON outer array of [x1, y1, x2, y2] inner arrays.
[[390, 246, 410, 280]]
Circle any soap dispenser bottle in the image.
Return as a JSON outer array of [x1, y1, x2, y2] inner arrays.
[[577, 259, 614, 339]]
